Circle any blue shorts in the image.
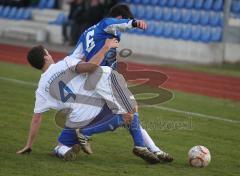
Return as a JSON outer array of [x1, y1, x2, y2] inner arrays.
[[58, 104, 115, 147]]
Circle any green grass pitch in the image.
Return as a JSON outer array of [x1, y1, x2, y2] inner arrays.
[[0, 61, 239, 176]]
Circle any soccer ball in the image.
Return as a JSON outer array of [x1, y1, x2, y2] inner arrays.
[[188, 145, 211, 168]]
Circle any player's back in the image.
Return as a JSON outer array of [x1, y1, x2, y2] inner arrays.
[[69, 18, 133, 68], [80, 19, 118, 61], [34, 56, 104, 123], [36, 57, 82, 111]]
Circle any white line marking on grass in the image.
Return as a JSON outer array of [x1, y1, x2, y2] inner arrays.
[[0, 76, 37, 86], [1, 76, 239, 124], [148, 105, 240, 124]]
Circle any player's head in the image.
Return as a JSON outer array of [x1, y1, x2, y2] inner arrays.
[[107, 4, 134, 19], [27, 45, 54, 70]]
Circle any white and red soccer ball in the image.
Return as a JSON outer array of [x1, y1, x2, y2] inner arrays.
[[188, 145, 211, 168]]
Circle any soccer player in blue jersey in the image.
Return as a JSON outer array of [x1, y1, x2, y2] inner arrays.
[[69, 4, 173, 162], [70, 4, 146, 69]]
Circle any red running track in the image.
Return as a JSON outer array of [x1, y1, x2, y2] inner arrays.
[[0, 43, 240, 101]]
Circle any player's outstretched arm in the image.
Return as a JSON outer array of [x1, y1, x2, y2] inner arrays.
[[103, 18, 134, 34], [75, 38, 119, 73], [16, 113, 42, 154], [103, 18, 147, 35]]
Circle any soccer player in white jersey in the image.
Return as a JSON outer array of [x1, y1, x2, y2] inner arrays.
[[16, 38, 164, 164]]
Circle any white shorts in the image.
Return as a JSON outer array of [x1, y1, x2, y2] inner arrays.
[[56, 66, 137, 129], [85, 66, 137, 114]]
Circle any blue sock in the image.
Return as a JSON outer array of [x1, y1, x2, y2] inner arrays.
[[58, 128, 79, 147], [81, 114, 124, 136], [129, 113, 145, 147]]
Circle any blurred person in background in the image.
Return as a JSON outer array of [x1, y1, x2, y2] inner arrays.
[[62, 0, 85, 45], [101, 0, 118, 14], [0, 0, 30, 7], [63, 0, 118, 45], [29, 0, 39, 7], [0, 0, 11, 6], [71, 0, 103, 45]]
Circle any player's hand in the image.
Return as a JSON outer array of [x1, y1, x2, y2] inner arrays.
[[16, 146, 32, 155], [105, 38, 119, 50], [136, 20, 148, 30]]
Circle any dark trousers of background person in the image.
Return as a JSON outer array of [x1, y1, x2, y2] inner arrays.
[[0, 0, 30, 7], [71, 22, 91, 45], [62, 20, 74, 44]]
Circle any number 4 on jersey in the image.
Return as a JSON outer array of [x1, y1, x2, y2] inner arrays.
[[59, 81, 76, 103]]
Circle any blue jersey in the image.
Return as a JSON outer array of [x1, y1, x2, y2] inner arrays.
[[69, 18, 134, 69]]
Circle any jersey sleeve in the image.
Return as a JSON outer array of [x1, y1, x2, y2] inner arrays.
[[33, 90, 50, 114], [67, 42, 85, 71], [64, 54, 84, 72], [102, 18, 134, 35]]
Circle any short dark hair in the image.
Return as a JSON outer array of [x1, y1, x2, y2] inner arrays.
[[27, 45, 46, 70], [107, 4, 134, 19]]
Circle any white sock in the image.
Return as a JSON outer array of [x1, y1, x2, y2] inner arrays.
[[54, 145, 71, 157], [140, 126, 162, 153]]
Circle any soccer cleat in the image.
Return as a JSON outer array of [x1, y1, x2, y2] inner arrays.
[[75, 129, 93, 154], [154, 151, 174, 163], [133, 146, 160, 164], [63, 144, 81, 161]]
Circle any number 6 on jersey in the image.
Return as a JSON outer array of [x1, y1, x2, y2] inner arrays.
[[86, 30, 95, 53]]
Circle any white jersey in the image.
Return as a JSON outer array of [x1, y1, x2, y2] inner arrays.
[[34, 56, 104, 124], [34, 55, 135, 128]]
